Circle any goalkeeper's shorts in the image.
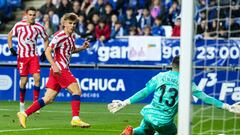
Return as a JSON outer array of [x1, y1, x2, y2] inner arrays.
[[138, 118, 177, 135]]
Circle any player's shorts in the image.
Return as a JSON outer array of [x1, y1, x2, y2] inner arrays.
[[46, 69, 77, 92], [17, 56, 40, 76], [138, 118, 177, 135]]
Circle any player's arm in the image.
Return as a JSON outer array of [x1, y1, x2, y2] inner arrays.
[[192, 90, 224, 109], [45, 46, 60, 75], [8, 31, 13, 48], [72, 40, 90, 53], [192, 90, 240, 114], [127, 86, 155, 104], [43, 37, 49, 50], [8, 30, 17, 56], [192, 83, 231, 112], [108, 75, 158, 113], [39, 25, 49, 61], [40, 36, 49, 62], [108, 86, 155, 113], [191, 83, 238, 113]]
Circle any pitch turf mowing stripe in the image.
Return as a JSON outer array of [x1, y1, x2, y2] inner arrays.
[[0, 108, 227, 118], [0, 108, 139, 115], [0, 128, 50, 132], [0, 128, 121, 133]]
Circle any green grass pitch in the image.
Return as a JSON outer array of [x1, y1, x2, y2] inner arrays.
[[0, 101, 239, 135]]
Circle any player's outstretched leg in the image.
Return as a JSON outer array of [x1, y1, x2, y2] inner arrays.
[[120, 125, 133, 135], [17, 99, 46, 128]]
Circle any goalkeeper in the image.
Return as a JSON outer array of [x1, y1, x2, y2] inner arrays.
[[108, 56, 235, 135]]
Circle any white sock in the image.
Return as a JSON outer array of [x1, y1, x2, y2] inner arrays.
[[72, 116, 80, 120], [20, 102, 25, 112]]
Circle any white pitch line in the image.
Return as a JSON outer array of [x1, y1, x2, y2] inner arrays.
[[0, 128, 50, 133]]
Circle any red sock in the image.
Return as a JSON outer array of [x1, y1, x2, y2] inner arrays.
[[33, 86, 40, 101], [25, 99, 45, 116], [20, 88, 26, 103], [71, 95, 80, 117]]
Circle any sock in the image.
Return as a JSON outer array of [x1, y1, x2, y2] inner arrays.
[[71, 95, 80, 117], [20, 102, 25, 112], [133, 127, 147, 134], [20, 88, 26, 103], [33, 85, 40, 101], [25, 99, 45, 116], [72, 116, 80, 120]]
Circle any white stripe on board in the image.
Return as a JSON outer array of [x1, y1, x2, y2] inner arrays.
[[13, 68, 17, 101]]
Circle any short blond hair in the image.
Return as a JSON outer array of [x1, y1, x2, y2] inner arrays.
[[60, 13, 79, 27]]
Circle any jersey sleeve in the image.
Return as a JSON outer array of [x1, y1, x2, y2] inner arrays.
[[39, 26, 48, 39], [146, 74, 159, 90], [49, 36, 60, 50], [192, 83, 201, 93], [11, 23, 19, 36], [192, 83, 223, 108], [128, 87, 155, 104]]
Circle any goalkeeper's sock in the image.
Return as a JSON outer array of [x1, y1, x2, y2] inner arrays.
[[33, 85, 40, 102], [71, 95, 80, 117], [20, 88, 26, 103], [133, 126, 146, 134], [25, 99, 45, 116]]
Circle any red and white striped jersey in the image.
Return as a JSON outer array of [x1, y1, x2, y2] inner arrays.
[[49, 30, 76, 70], [11, 20, 48, 58]]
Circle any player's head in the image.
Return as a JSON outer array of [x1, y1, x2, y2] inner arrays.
[[61, 13, 79, 34], [26, 7, 37, 24], [172, 56, 180, 71]]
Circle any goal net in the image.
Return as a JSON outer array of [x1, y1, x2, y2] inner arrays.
[[191, 0, 240, 134]]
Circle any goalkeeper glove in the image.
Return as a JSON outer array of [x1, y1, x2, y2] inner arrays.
[[222, 103, 231, 111], [10, 48, 17, 56], [222, 102, 240, 115], [107, 99, 130, 114], [40, 51, 46, 62]]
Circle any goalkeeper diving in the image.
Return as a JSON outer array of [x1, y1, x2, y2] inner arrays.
[[108, 56, 240, 135]]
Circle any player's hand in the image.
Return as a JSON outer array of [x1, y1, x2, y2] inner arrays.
[[40, 51, 47, 62], [82, 40, 90, 49], [227, 102, 240, 115], [52, 64, 61, 76], [10, 48, 17, 56], [223, 102, 240, 115], [107, 100, 128, 114]]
